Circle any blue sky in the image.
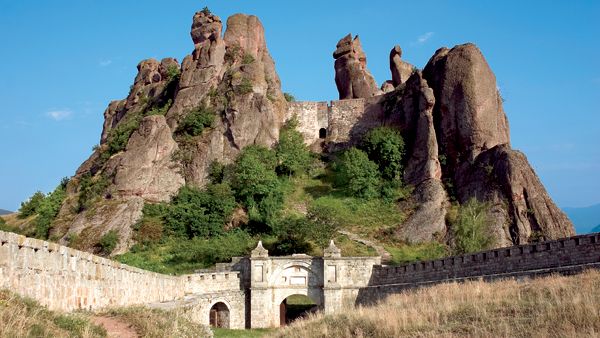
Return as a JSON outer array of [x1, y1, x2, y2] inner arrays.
[[0, 1, 598, 211]]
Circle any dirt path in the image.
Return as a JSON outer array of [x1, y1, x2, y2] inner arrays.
[[338, 230, 392, 263], [92, 316, 138, 338]]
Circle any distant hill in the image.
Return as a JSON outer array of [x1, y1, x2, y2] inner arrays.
[[563, 204, 600, 234], [0, 209, 13, 215]]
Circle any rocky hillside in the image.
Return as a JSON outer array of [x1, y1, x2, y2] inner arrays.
[[21, 8, 572, 255], [329, 35, 574, 247], [47, 10, 287, 253]]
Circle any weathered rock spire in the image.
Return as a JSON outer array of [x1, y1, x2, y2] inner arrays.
[[333, 34, 380, 99]]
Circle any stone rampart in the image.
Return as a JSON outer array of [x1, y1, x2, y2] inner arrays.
[[0, 230, 185, 311], [358, 232, 600, 304]]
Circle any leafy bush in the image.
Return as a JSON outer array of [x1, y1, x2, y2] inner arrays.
[[335, 148, 381, 199], [165, 65, 180, 83], [450, 198, 495, 254], [276, 117, 311, 176], [18, 191, 45, 218], [235, 78, 253, 95], [361, 126, 405, 181], [201, 6, 211, 15], [104, 114, 142, 157], [76, 173, 110, 212], [270, 216, 314, 255], [176, 105, 215, 137], [284, 92, 296, 102], [232, 146, 283, 227], [34, 183, 67, 239], [165, 184, 236, 239], [145, 99, 172, 116], [99, 230, 119, 255]]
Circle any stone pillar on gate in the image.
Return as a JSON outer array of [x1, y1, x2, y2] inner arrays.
[[322, 240, 343, 314], [249, 241, 272, 328]]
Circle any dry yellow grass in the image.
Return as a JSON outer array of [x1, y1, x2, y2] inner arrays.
[[0, 290, 106, 337], [270, 270, 600, 338]]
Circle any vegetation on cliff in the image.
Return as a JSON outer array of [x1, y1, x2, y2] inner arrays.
[[269, 269, 600, 338], [112, 122, 471, 273]]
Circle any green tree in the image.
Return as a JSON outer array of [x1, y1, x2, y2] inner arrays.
[[18, 191, 45, 218], [451, 198, 495, 254], [270, 216, 313, 255], [165, 184, 236, 239], [361, 127, 405, 181], [232, 145, 283, 227], [276, 117, 311, 176], [34, 184, 67, 239], [336, 148, 381, 199]]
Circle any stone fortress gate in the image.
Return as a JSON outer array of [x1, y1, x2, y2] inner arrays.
[[248, 240, 380, 328]]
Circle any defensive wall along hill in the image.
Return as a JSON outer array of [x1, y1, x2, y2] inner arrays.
[[1, 229, 599, 329]]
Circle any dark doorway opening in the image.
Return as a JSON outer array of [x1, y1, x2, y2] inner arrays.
[[209, 302, 230, 328], [319, 128, 327, 139], [280, 294, 317, 326]]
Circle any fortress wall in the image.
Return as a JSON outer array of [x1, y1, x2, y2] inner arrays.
[[358, 233, 600, 303], [184, 271, 243, 295], [286, 101, 329, 146], [0, 230, 240, 312]]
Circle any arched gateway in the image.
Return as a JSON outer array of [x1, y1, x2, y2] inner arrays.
[[248, 241, 381, 328]]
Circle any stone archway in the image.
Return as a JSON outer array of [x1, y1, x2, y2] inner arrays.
[[209, 302, 230, 328], [279, 294, 318, 326]]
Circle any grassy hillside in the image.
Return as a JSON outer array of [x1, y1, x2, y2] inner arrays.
[[269, 269, 600, 337]]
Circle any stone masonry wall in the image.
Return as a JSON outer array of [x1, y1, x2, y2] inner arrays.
[[286, 95, 386, 152], [0, 230, 187, 311], [357, 232, 600, 304], [0, 230, 247, 314]]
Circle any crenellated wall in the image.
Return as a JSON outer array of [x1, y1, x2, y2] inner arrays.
[[356, 232, 600, 304]]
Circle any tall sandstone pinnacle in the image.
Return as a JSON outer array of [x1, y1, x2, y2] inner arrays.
[[51, 11, 287, 254], [418, 43, 573, 245], [333, 34, 381, 99]]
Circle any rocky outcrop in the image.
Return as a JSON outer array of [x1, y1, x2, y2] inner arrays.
[[113, 115, 184, 202], [380, 72, 447, 243], [53, 10, 287, 254], [390, 45, 414, 87], [333, 34, 380, 99], [421, 43, 573, 245], [423, 44, 510, 165]]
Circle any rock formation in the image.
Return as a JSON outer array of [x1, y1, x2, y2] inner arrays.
[[51, 10, 287, 254], [418, 43, 573, 245], [389, 45, 414, 87], [49, 10, 573, 254], [333, 34, 381, 99]]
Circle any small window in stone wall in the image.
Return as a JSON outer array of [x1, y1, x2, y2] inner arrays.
[[319, 128, 327, 139]]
